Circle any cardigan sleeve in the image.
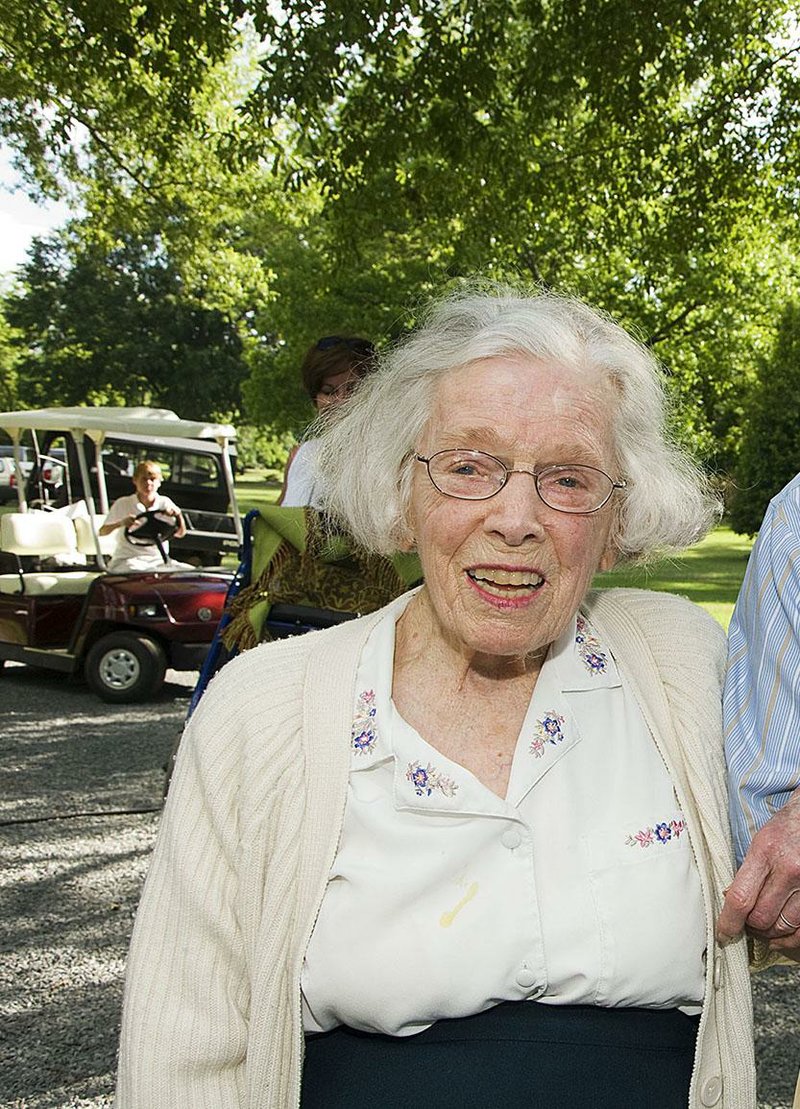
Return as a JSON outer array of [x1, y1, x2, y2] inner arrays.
[[116, 637, 310, 1109]]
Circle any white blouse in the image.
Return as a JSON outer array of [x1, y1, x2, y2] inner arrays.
[[281, 439, 323, 508], [301, 595, 706, 1036]]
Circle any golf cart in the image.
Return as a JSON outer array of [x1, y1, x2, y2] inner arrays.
[[24, 418, 239, 565], [0, 407, 241, 703]]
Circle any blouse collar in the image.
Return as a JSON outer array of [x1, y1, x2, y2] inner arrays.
[[348, 599, 620, 815]]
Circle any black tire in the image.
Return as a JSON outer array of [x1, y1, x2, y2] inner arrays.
[[85, 632, 167, 704]]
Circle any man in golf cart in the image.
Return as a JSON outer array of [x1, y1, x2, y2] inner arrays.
[[100, 459, 189, 572]]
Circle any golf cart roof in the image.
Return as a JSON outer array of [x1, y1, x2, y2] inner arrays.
[[0, 407, 236, 445]]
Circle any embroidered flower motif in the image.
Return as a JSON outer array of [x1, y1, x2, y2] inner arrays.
[[406, 760, 458, 798], [529, 711, 566, 758], [626, 818, 687, 848], [575, 614, 608, 674], [351, 689, 378, 754]]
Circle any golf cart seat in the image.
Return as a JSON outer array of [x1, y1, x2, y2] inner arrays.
[[0, 511, 103, 596], [73, 514, 116, 559]]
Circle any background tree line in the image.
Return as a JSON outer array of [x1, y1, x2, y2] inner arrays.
[[1, 0, 799, 529]]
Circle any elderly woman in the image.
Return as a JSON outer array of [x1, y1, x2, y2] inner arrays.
[[117, 288, 755, 1108]]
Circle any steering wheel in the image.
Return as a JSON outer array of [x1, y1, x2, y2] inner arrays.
[[124, 510, 179, 564]]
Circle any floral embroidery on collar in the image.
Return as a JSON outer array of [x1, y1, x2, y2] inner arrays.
[[529, 712, 566, 758], [352, 690, 379, 754], [575, 614, 607, 674], [626, 818, 687, 848], [406, 760, 458, 798]]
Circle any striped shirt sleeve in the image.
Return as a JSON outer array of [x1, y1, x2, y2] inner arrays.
[[723, 476, 800, 864]]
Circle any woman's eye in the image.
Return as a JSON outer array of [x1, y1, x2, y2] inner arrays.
[[544, 468, 591, 493]]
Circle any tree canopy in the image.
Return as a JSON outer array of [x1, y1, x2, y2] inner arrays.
[[1, 1, 800, 503], [4, 231, 249, 418], [728, 300, 800, 534]]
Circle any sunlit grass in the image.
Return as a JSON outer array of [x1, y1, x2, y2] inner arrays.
[[594, 526, 754, 629], [233, 469, 281, 515]]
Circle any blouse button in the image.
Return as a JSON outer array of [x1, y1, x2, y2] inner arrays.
[[700, 1076, 723, 1105], [516, 966, 538, 988], [501, 828, 523, 850]]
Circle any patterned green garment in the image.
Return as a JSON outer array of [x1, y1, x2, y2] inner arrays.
[[222, 506, 422, 653]]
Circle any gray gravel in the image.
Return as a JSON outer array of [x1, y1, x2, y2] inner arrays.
[[1, 661, 798, 1108]]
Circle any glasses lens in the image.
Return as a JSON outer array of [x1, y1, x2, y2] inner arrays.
[[536, 465, 613, 512], [428, 450, 506, 499]]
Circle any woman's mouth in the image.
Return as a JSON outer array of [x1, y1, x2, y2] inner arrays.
[[466, 567, 545, 599]]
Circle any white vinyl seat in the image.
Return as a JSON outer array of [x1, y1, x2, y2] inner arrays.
[[73, 514, 116, 558], [0, 512, 104, 595], [1, 512, 79, 556]]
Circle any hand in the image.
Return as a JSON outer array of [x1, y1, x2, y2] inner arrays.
[[717, 787, 800, 959]]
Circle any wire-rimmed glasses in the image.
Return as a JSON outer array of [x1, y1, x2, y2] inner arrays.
[[415, 449, 627, 514]]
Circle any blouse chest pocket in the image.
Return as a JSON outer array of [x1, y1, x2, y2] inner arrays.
[[579, 816, 706, 1009]]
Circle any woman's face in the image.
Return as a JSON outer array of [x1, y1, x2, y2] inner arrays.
[[314, 369, 361, 411], [408, 356, 620, 666]]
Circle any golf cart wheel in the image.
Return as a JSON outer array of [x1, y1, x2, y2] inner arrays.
[[85, 632, 167, 704]]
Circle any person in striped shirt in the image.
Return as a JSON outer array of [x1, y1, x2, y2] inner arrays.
[[719, 472, 800, 961]]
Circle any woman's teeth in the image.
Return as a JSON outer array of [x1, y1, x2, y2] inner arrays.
[[468, 569, 544, 590]]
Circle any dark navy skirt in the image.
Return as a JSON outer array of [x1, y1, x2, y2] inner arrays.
[[302, 1001, 700, 1108]]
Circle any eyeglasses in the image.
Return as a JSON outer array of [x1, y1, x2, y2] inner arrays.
[[415, 449, 627, 514]]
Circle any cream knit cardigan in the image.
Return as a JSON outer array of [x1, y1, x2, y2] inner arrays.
[[116, 588, 756, 1109]]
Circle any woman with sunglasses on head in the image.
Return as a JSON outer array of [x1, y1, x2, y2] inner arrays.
[[278, 334, 377, 507], [117, 285, 755, 1108]]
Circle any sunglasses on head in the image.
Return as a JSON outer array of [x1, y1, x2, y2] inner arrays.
[[315, 336, 375, 355]]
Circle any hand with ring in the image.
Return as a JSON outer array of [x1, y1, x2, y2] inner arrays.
[[716, 786, 800, 960]]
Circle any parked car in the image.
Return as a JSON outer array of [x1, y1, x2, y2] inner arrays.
[[0, 407, 242, 702], [38, 447, 65, 489], [0, 446, 33, 502]]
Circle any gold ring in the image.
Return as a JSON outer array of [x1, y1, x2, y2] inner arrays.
[[778, 889, 800, 931]]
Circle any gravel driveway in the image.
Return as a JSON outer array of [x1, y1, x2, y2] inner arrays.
[[1, 662, 798, 1108]]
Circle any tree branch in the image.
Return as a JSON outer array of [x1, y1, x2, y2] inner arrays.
[[645, 301, 703, 348]]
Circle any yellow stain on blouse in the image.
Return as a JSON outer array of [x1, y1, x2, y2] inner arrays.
[[440, 882, 479, 928]]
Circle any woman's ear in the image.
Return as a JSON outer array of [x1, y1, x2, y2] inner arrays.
[[395, 523, 416, 553], [598, 540, 618, 573]]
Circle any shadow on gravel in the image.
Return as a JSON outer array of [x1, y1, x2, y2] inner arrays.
[[0, 666, 187, 1107], [0, 813, 160, 1107], [1, 976, 126, 1103], [753, 964, 800, 1108], [0, 665, 191, 822]]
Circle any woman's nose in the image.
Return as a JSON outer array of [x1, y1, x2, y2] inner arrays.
[[481, 471, 547, 545]]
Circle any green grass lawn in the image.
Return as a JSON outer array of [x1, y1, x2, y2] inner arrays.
[[233, 469, 282, 515], [594, 526, 753, 630]]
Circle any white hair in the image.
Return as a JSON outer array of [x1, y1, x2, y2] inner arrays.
[[315, 285, 721, 562]]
